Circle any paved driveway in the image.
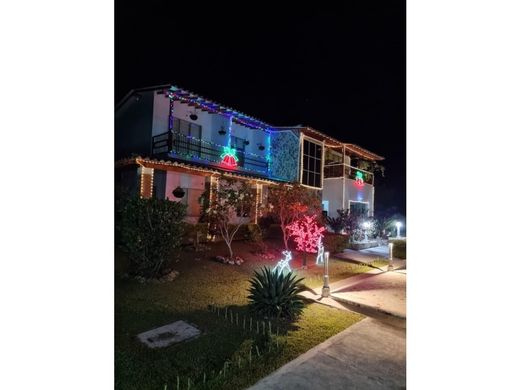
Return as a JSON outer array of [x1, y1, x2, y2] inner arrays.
[[248, 318, 406, 390]]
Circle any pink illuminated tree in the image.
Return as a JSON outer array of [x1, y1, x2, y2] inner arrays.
[[287, 215, 325, 268]]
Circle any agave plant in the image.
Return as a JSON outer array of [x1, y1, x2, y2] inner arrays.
[[247, 267, 305, 319]]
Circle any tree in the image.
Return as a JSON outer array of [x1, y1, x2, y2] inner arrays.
[[207, 177, 256, 258], [287, 215, 325, 267], [266, 183, 322, 249]]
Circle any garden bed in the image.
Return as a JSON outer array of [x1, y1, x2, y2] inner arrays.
[[115, 239, 371, 390]]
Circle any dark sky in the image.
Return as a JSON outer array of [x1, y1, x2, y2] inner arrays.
[[116, 2, 406, 216]]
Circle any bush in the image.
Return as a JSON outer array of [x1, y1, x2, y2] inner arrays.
[[390, 239, 406, 259], [265, 224, 283, 239], [323, 233, 349, 254], [117, 196, 187, 278], [244, 223, 262, 242], [244, 223, 267, 253], [182, 223, 209, 244], [325, 216, 343, 234], [248, 267, 305, 319]]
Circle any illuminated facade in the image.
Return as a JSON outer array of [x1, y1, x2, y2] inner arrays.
[[115, 85, 384, 222]]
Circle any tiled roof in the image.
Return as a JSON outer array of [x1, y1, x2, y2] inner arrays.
[[116, 156, 281, 185]]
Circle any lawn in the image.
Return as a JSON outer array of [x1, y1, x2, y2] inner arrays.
[[115, 239, 374, 390]]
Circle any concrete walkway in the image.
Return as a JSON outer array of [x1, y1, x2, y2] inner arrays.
[[332, 271, 406, 319], [334, 247, 406, 268], [248, 250, 407, 389], [248, 317, 406, 390], [304, 248, 407, 319]]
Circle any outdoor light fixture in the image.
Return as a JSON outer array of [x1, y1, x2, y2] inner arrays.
[[244, 140, 250, 146], [218, 126, 227, 135], [258, 144, 265, 151], [388, 243, 394, 271], [395, 221, 402, 238], [172, 186, 185, 198], [321, 251, 330, 298]]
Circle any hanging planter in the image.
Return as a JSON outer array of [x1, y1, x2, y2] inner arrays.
[[218, 126, 226, 136], [172, 186, 185, 198]]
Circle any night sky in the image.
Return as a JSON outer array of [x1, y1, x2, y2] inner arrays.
[[116, 2, 406, 216]]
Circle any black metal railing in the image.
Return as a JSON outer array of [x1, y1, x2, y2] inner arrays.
[[323, 163, 374, 185], [152, 131, 269, 174]]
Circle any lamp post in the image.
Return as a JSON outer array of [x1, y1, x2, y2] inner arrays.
[[321, 251, 330, 298], [395, 221, 402, 238], [388, 242, 394, 271]]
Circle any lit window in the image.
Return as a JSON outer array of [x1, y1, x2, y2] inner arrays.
[[302, 139, 322, 188]]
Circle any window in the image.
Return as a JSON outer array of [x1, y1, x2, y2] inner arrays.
[[302, 139, 322, 188], [230, 136, 246, 167], [349, 201, 369, 217], [172, 117, 202, 158]]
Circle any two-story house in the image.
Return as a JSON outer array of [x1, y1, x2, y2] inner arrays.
[[270, 126, 384, 218], [115, 85, 384, 223]]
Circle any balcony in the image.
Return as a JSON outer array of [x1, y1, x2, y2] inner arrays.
[[151, 131, 269, 176], [324, 163, 374, 185]]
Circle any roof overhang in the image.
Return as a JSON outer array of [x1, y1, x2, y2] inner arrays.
[[116, 156, 281, 185]]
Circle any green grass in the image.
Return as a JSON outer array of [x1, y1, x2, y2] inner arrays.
[[115, 239, 367, 390]]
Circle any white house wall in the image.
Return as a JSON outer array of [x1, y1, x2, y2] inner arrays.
[[165, 171, 205, 221], [322, 178, 344, 217], [346, 179, 374, 216], [152, 94, 270, 172], [322, 178, 375, 217]]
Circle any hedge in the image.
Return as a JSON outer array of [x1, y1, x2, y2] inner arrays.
[[323, 233, 349, 254], [390, 238, 406, 259]]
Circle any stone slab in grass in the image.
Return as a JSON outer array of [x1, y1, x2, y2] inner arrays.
[[137, 320, 200, 348]]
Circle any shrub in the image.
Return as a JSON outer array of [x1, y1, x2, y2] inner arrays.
[[323, 233, 349, 254], [258, 215, 277, 235], [244, 223, 262, 242], [182, 223, 209, 244], [266, 224, 283, 239], [390, 239, 406, 259], [325, 216, 343, 234], [117, 196, 187, 278], [248, 267, 305, 319]]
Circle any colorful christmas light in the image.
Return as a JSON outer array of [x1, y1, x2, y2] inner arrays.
[[287, 215, 326, 254], [354, 170, 365, 188], [220, 146, 239, 168], [273, 250, 293, 274]]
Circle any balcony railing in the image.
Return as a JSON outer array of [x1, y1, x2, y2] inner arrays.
[[324, 163, 374, 185], [151, 131, 269, 176]]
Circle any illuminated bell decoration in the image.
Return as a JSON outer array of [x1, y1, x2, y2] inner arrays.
[[172, 186, 185, 198], [220, 146, 239, 168], [354, 171, 365, 188]]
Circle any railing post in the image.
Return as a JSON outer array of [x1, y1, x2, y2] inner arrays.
[[168, 130, 173, 152]]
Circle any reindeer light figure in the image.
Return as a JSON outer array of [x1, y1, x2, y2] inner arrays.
[[315, 237, 325, 265], [273, 250, 293, 274]]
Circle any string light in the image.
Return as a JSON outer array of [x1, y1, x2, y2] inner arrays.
[[287, 215, 326, 254], [273, 251, 293, 273], [220, 146, 239, 168], [354, 171, 365, 188], [121, 157, 281, 185], [167, 86, 270, 132]]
